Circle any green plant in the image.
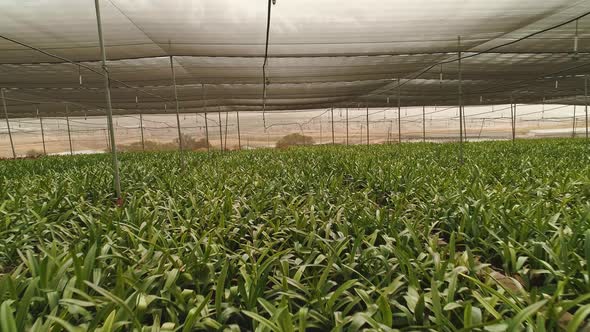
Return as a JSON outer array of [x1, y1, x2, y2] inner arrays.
[[0, 139, 589, 331]]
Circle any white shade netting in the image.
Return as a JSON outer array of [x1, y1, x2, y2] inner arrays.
[[0, 0, 589, 118]]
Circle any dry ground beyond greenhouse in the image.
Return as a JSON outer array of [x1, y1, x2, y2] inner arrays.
[[1, 139, 590, 331]]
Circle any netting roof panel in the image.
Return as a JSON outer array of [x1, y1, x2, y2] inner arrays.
[[267, 0, 580, 55], [1, 0, 590, 117]]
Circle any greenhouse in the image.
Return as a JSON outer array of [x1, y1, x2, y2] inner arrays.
[[1, 0, 590, 330]]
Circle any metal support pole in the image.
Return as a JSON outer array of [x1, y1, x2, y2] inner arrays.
[[477, 118, 485, 139], [139, 113, 145, 151], [510, 98, 515, 142], [94, 0, 122, 201], [572, 105, 577, 138], [346, 107, 349, 145], [366, 106, 370, 145], [204, 112, 210, 152], [1, 88, 16, 159], [137, 96, 145, 151], [510, 102, 514, 141], [218, 110, 223, 151], [224, 111, 229, 151], [331, 107, 335, 144], [39, 110, 46, 155], [398, 80, 401, 143], [513, 102, 517, 141], [422, 105, 426, 142], [585, 75, 588, 141], [236, 111, 241, 150], [458, 36, 464, 164], [65, 103, 73, 155], [169, 56, 184, 166], [202, 83, 210, 153]]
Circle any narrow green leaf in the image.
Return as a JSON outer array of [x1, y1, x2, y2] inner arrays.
[[506, 300, 547, 331], [0, 300, 17, 332]]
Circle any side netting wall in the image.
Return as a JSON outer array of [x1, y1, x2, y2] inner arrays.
[[1, 104, 588, 158]]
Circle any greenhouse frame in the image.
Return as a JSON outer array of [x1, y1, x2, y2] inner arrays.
[[1, 0, 590, 330]]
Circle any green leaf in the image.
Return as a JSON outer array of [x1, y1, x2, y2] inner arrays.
[[506, 300, 547, 331], [183, 291, 212, 332], [243, 310, 280, 331], [101, 310, 116, 332], [566, 303, 590, 332], [216, 259, 230, 319], [326, 279, 357, 311], [0, 300, 17, 332]]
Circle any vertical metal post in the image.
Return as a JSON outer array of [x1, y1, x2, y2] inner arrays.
[[477, 118, 485, 139], [204, 112, 210, 152], [331, 107, 335, 144], [65, 103, 73, 155], [510, 102, 514, 141], [458, 36, 464, 164], [510, 97, 515, 142], [346, 107, 349, 145], [366, 106, 369, 145], [139, 113, 145, 151], [224, 111, 229, 151], [137, 96, 145, 151], [572, 105, 577, 138], [236, 111, 241, 150], [94, 0, 122, 201], [169, 56, 184, 166], [38, 108, 46, 155], [422, 105, 426, 142], [513, 102, 517, 141], [585, 75, 588, 141], [202, 83, 210, 152], [1, 89, 15, 159], [218, 110, 223, 151], [398, 79, 401, 143]]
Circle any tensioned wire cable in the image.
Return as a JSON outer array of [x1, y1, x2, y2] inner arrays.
[[0, 34, 172, 105], [2, 12, 589, 119], [362, 58, 590, 112], [0, 10, 588, 113], [4, 53, 589, 117], [363, 11, 590, 98], [262, 85, 581, 134], [397, 70, 590, 120]]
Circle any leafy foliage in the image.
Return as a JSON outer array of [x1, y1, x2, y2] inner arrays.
[[0, 139, 589, 331]]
